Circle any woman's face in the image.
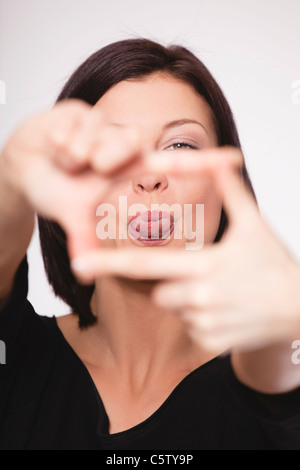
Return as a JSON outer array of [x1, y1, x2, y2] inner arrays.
[[94, 73, 222, 251]]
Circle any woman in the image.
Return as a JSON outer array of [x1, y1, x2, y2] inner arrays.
[[0, 38, 300, 450]]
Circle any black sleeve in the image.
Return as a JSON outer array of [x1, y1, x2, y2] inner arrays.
[[224, 355, 300, 450], [0, 256, 29, 371]]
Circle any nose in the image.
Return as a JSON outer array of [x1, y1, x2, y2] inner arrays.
[[132, 173, 168, 194]]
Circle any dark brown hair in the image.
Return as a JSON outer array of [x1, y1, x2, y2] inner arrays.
[[38, 38, 256, 328]]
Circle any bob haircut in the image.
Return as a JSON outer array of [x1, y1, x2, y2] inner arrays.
[[38, 38, 256, 328]]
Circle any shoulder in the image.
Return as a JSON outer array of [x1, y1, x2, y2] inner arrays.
[[55, 313, 84, 358], [56, 313, 79, 339]]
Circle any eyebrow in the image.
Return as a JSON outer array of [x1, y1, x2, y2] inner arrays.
[[109, 118, 208, 135], [162, 119, 208, 135]]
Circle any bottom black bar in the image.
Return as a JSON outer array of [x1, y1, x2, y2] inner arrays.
[[98, 452, 204, 466]]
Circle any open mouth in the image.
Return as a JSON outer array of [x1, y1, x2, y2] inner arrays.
[[128, 210, 174, 245]]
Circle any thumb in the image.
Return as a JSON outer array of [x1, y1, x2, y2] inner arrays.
[[62, 211, 101, 262], [215, 160, 259, 232]]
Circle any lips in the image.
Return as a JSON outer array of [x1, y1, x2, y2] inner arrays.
[[128, 210, 174, 241]]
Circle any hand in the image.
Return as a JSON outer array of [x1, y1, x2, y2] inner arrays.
[[1, 99, 141, 259], [71, 147, 300, 352]]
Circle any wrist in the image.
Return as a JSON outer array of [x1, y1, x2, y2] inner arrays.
[[0, 150, 34, 217]]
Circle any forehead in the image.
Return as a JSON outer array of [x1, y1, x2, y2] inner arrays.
[[95, 73, 216, 134]]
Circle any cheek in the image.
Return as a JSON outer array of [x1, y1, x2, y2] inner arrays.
[[181, 179, 222, 245], [203, 196, 223, 244]]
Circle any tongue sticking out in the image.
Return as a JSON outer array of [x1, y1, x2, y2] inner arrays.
[[138, 218, 172, 239], [128, 212, 174, 240]]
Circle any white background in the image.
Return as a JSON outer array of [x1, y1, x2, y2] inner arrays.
[[0, 0, 299, 317]]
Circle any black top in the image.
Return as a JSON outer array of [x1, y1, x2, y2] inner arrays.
[[0, 257, 300, 450]]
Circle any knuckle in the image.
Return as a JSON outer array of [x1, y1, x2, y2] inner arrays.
[[185, 284, 201, 306], [196, 314, 217, 332], [55, 98, 91, 114], [186, 283, 214, 308]]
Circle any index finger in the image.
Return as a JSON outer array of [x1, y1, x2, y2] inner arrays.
[[143, 146, 244, 174], [71, 247, 217, 283]]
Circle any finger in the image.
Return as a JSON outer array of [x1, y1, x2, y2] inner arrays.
[[144, 146, 244, 174], [91, 126, 141, 174], [145, 145, 259, 232], [182, 319, 266, 352], [65, 217, 101, 269], [194, 327, 281, 352], [53, 200, 101, 275], [181, 313, 293, 352], [48, 100, 94, 172], [152, 280, 214, 310], [70, 247, 217, 283], [180, 310, 258, 332], [67, 107, 106, 165], [40, 169, 107, 264], [50, 103, 141, 175], [214, 160, 259, 229], [49, 99, 93, 146]]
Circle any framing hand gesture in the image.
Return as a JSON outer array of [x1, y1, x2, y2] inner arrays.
[[72, 147, 300, 352]]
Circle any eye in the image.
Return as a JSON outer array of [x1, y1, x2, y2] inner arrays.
[[166, 141, 198, 150]]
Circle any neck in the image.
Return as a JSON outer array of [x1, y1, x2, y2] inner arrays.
[[86, 276, 213, 387]]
